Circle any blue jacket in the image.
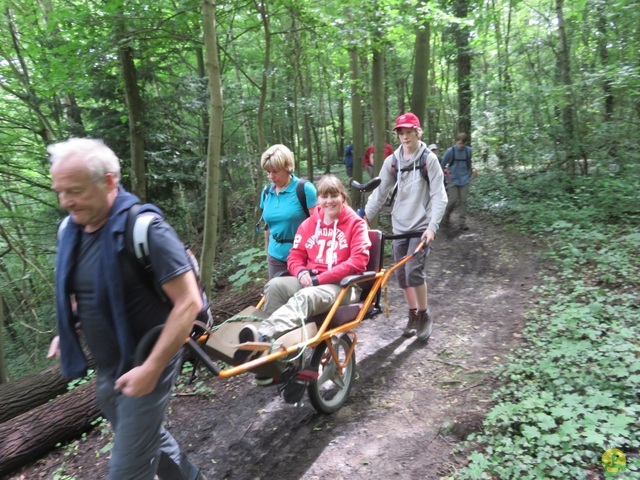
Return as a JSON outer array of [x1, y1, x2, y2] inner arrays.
[[55, 187, 159, 378]]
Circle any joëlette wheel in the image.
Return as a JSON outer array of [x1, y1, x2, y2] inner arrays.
[[307, 334, 356, 414]]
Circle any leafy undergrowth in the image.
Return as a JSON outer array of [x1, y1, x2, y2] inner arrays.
[[456, 169, 640, 479]]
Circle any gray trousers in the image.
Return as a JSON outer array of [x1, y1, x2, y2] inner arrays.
[[267, 254, 288, 280], [97, 356, 190, 480], [445, 183, 470, 222], [260, 276, 358, 338], [392, 237, 428, 289]]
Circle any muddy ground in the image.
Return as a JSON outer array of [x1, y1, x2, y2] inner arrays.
[[8, 214, 541, 480]]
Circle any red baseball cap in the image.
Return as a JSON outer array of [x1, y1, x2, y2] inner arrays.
[[393, 113, 420, 130]]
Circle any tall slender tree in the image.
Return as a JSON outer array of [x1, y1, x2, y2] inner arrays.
[[454, 0, 472, 138], [200, 0, 224, 294], [410, 0, 431, 128], [115, 9, 147, 202]]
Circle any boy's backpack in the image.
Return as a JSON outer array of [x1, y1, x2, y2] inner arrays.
[[390, 148, 433, 187], [261, 178, 310, 218], [124, 204, 214, 334], [385, 148, 434, 206], [444, 145, 471, 171]]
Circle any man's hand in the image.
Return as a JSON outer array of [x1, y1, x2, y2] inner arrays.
[[114, 364, 160, 398], [47, 336, 60, 359], [422, 228, 436, 245]]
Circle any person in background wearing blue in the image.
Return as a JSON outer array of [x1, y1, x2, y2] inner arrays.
[[260, 144, 318, 279], [441, 133, 472, 230], [344, 139, 354, 177]]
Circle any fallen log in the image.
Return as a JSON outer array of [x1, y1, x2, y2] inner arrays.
[[0, 364, 69, 423], [0, 284, 262, 475], [0, 379, 99, 477]]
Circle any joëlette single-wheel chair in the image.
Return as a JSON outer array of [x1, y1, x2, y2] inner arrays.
[[166, 178, 428, 414]]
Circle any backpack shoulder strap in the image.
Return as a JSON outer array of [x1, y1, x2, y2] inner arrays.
[[393, 151, 431, 187], [125, 204, 163, 276], [296, 179, 310, 218], [419, 150, 431, 187], [262, 183, 274, 203]]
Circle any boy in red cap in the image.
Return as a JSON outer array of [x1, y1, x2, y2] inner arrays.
[[363, 113, 447, 341]]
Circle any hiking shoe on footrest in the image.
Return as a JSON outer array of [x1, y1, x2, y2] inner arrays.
[[254, 375, 274, 386], [233, 325, 258, 363]]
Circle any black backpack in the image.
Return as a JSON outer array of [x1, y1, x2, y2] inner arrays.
[[124, 204, 214, 334], [390, 148, 433, 188], [385, 148, 435, 206], [444, 145, 471, 171], [57, 207, 214, 379]]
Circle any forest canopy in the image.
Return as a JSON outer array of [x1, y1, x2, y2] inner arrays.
[[1, 0, 638, 380]]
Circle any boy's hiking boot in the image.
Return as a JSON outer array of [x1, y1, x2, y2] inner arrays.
[[416, 309, 433, 341], [403, 309, 418, 337]]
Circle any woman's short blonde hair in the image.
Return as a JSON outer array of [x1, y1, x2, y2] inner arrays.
[[261, 144, 295, 173]]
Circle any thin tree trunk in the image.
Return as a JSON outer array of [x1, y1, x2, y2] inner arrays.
[[454, 0, 472, 139], [410, 2, 430, 128], [349, 47, 365, 202], [372, 45, 386, 177], [555, 0, 577, 174], [596, 5, 613, 122], [116, 14, 147, 202], [200, 0, 224, 296], [0, 295, 7, 384]]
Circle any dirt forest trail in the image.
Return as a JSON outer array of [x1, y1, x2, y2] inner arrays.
[[7, 215, 541, 480], [169, 215, 541, 480]]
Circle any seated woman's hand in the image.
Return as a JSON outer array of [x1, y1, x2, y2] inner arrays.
[[297, 270, 315, 288]]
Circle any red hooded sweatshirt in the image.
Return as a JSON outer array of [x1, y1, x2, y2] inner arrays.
[[287, 204, 371, 285]]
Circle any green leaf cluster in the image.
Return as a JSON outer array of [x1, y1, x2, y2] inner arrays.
[[458, 168, 640, 479]]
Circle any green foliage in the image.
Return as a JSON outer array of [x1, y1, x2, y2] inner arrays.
[[227, 247, 268, 290], [457, 169, 640, 479]]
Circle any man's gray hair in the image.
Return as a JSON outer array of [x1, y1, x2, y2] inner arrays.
[[48, 138, 121, 184]]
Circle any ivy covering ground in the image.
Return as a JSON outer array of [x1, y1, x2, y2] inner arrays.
[[456, 167, 640, 479]]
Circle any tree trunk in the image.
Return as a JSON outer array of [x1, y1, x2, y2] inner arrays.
[[0, 295, 7, 384], [349, 47, 365, 201], [0, 365, 69, 423], [0, 380, 99, 477], [253, 0, 270, 154], [200, 0, 224, 297], [116, 15, 147, 202], [454, 0, 472, 139], [410, 3, 430, 128], [555, 0, 577, 174], [371, 45, 386, 178]]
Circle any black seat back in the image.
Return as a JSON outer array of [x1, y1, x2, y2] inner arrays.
[[311, 229, 385, 329], [359, 229, 384, 299]]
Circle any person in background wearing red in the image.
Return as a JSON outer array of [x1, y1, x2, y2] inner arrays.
[[363, 142, 393, 178]]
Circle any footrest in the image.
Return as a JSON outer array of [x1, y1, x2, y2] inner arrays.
[[234, 341, 271, 351]]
